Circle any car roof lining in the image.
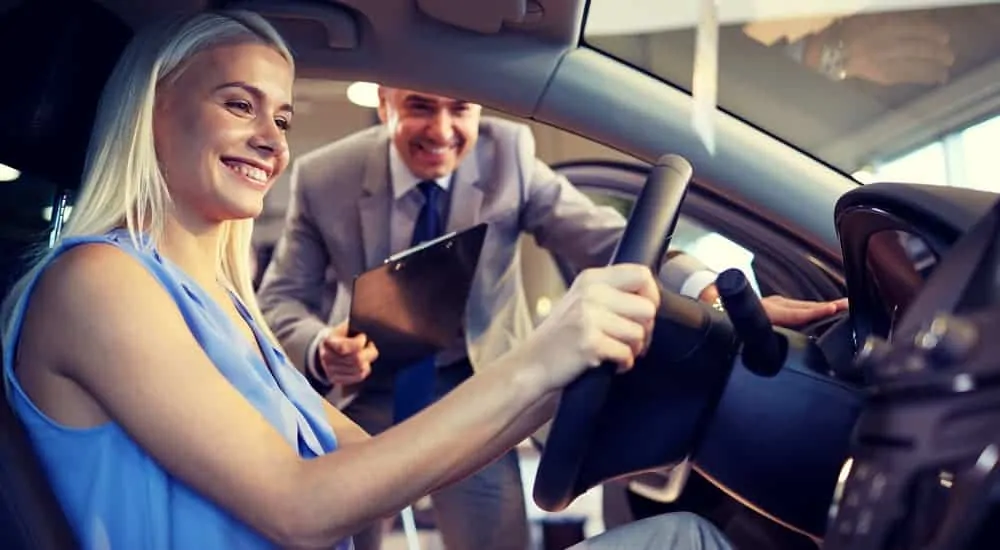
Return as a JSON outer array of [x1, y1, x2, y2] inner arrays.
[[1, 0, 856, 252], [244, 0, 855, 250], [262, 0, 852, 250]]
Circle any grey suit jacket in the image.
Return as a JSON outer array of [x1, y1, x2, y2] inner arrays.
[[258, 117, 707, 375]]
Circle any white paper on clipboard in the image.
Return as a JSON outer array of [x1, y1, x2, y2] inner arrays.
[[691, 0, 719, 156]]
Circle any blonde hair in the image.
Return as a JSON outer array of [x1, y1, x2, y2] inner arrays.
[[3, 10, 291, 347]]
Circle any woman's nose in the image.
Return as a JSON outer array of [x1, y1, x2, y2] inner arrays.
[[250, 120, 287, 157]]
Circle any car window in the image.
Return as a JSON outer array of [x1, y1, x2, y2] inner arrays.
[[854, 111, 1000, 190], [520, 188, 760, 325], [584, 190, 760, 291], [584, 1, 1000, 190]]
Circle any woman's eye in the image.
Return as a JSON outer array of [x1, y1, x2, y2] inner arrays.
[[275, 118, 291, 131], [226, 100, 252, 113]]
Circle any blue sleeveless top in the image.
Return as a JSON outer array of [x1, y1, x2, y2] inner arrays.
[[2, 230, 352, 550]]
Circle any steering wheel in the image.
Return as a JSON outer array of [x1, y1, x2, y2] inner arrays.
[[532, 156, 863, 538], [532, 154, 696, 510]]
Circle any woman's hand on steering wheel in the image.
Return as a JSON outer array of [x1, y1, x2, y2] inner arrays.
[[519, 264, 660, 393]]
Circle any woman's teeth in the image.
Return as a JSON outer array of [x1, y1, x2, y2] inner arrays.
[[224, 161, 267, 183]]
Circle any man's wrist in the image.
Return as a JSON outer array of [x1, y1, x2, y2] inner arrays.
[[783, 38, 807, 64], [803, 26, 847, 81], [818, 38, 847, 81], [309, 350, 331, 381], [305, 358, 333, 394], [305, 328, 334, 394], [660, 252, 716, 298], [680, 269, 719, 300]]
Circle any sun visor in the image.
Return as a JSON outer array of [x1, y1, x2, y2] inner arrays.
[[0, 0, 131, 190], [231, 1, 360, 50], [416, 0, 540, 34]]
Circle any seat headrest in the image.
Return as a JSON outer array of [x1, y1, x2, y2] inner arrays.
[[0, 0, 132, 190]]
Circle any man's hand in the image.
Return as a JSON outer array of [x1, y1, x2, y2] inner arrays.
[[699, 283, 848, 328], [759, 296, 848, 328], [805, 13, 954, 86], [316, 321, 380, 386]]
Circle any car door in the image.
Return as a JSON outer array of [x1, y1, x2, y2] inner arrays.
[[519, 160, 848, 331]]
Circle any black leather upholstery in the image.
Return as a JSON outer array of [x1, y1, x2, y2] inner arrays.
[[0, 1, 132, 547], [0, 361, 78, 549]]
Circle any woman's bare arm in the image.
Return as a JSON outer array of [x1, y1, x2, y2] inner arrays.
[[25, 244, 583, 549], [318, 399, 370, 447]]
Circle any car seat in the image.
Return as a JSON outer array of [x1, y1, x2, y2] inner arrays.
[[0, 358, 79, 549], [0, 1, 131, 547]]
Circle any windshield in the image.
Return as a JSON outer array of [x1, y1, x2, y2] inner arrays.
[[584, 1, 1000, 191]]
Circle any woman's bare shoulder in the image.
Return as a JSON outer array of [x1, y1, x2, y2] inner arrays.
[[22, 242, 173, 357], [32, 242, 157, 308]]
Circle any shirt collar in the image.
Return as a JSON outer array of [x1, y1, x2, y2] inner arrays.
[[389, 140, 452, 200]]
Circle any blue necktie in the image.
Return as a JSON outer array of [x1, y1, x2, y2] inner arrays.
[[393, 180, 444, 423]]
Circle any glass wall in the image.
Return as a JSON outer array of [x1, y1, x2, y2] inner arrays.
[[856, 113, 1000, 192]]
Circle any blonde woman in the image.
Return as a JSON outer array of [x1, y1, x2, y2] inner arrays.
[[1, 10, 732, 550]]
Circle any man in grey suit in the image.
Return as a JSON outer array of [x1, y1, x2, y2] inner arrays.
[[257, 87, 846, 550]]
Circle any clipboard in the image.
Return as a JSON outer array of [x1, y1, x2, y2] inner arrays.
[[347, 223, 488, 373]]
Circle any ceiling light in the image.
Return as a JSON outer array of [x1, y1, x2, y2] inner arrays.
[[0, 163, 20, 182], [346, 81, 380, 108]]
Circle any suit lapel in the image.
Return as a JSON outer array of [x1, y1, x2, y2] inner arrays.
[[447, 144, 486, 233], [358, 131, 488, 267], [358, 135, 392, 269]]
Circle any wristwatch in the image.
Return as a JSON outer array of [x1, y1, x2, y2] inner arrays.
[[819, 38, 848, 81], [711, 296, 726, 313]]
